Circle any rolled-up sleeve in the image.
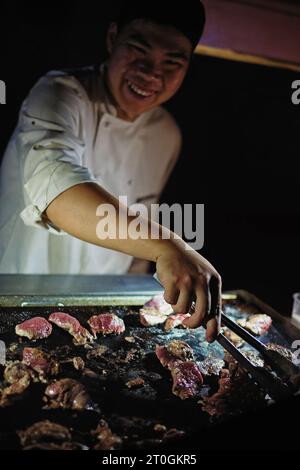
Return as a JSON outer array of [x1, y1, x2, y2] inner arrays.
[[16, 74, 96, 234]]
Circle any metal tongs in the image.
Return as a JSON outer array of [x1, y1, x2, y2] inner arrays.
[[217, 312, 299, 401], [153, 273, 300, 401]]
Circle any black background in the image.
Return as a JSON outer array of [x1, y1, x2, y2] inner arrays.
[[1, 1, 300, 315]]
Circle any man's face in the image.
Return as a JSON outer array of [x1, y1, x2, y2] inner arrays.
[[105, 19, 192, 121]]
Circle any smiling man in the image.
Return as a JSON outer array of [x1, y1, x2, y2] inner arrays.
[[0, 1, 222, 341]]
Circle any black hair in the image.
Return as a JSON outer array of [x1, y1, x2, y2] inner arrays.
[[115, 0, 206, 50]]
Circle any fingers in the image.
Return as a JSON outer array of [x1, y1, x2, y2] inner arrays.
[[182, 281, 208, 329], [172, 287, 193, 315], [163, 283, 180, 306], [205, 317, 219, 343]]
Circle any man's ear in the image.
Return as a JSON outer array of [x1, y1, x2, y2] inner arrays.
[[107, 22, 118, 54]]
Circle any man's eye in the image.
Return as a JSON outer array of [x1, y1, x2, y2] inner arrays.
[[129, 44, 146, 54], [165, 60, 183, 67]]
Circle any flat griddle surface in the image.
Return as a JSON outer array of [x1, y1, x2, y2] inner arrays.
[[0, 300, 296, 449]]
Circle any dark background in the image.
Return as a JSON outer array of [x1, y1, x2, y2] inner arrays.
[[1, 1, 299, 315]]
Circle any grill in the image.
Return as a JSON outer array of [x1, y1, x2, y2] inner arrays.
[[0, 275, 300, 450]]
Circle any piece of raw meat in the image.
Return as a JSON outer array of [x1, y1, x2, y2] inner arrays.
[[156, 340, 203, 399], [164, 314, 190, 332], [237, 314, 272, 336], [139, 294, 173, 327], [87, 313, 125, 336], [15, 317, 52, 340], [49, 312, 94, 345], [171, 361, 204, 399]]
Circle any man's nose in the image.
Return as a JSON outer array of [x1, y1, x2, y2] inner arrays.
[[135, 60, 162, 81]]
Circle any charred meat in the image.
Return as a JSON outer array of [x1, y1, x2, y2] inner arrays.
[[237, 314, 272, 336], [167, 340, 194, 362], [266, 343, 293, 360], [156, 340, 194, 368], [49, 312, 94, 345], [15, 317, 52, 340], [92, 420, 122, 450], [87, 313, 125, 336], [18, 420, 71, 447], [223, 328, 244, 347], [198, 357, 225, 377], [44, 378, 93, 410], [201, 353, 266, 417], [22, 347, 59, 380], [0, 362, 34, 407], [72, 356, 85, 371]]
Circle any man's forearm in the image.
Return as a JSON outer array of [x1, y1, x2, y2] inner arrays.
[[45, 182, 179, 261]]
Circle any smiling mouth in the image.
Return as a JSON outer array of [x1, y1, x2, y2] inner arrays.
[[126, 80, 157, 99]]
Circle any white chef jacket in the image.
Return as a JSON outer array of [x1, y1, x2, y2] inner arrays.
[[0, 64, 181, 274]]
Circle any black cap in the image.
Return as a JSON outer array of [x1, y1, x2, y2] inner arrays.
[[116, 0, 206, 50]]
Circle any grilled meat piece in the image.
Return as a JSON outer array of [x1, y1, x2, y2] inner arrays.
[[73, 356, 85, 370], [171, 361, 203, 399], [87, 313, 125, 336], [164, 314, 190, 332], [156, 341, 203, 399], [237, 314, 272, 336], [198, 357, 225, 377], [266, 343, 293, 360], [23, 442, 86, 450], [22, 347, 59, 380], [44, 378, 93, 410], [223, 328, 244, 347], [166, 340, 194, 361], [201, 353, 266, 417], [92, 419, 122, 450], [18, 420, 71, 447], [139, 294, 173, 327], [49, 312, 94, 345], [15, 317, 52, 340], [156, 340, 194, 368], [86, 344, 108, 359], [0, 362, 33, 407], [126, 377, 145, 389]]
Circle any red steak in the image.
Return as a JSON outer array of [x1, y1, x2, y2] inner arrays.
[[15, 317, 52, 340], [156, 340, 203, 399], [171, 361, 204, 399], [49, 312, 93, 345], [237, 314, 272, 336], [87, 313, 125, 336]]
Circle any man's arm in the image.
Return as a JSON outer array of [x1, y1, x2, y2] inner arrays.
[[46, 181, 222, 342]]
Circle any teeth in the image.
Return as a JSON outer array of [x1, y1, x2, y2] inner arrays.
[[127, 80, 153, 97]]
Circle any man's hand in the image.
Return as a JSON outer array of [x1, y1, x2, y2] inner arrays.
[[156, 244, 222, 343]]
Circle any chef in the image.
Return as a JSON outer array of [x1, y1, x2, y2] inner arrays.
[[0, 1, 221, 341]]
